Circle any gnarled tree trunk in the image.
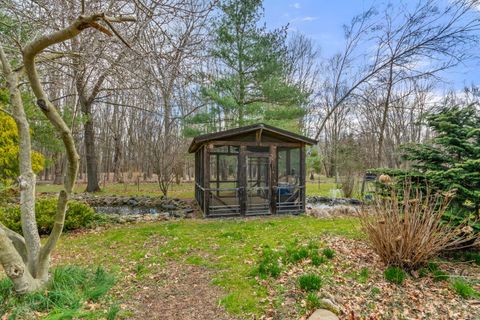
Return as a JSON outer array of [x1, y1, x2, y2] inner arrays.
[[0, 12, 133, 294]]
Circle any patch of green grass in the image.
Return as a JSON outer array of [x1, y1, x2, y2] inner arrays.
[[298, 274, 322, 292], [285, 241, 310, 263], [418, 267, 429, 278], [418, 261, 449, 282], [451, 279, 479, 299], [432, 270, 449, 282], [54, 216, 361, 317], [311, 253, 326, 266], [322, 248, 335, 259], [450, 250, 480, 266], [256, 247, 282, 279], [370, 287, 381, 297], [305, 292, 320, 310], [0, 266, 115, 319], [357, 267, 370, 283], [384, 266, 406, 285], [427, 261, 440, 272], [36, 182, 195, 199], [306, 180, 339, 197], [37, 178, 347, 200], [107, 304, 120, 320], [37, 178, 353, 200], [464, 251, 480, 265]]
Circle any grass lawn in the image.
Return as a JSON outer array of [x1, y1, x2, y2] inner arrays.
[[36, 177, 344, 199], [53, 216, 361, 318]]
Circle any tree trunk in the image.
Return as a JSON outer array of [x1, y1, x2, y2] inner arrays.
[[0, 44, 45, 292], [377, 61, 394, 167], [53, 154, 64, 185], [81, 101, 101, 192]]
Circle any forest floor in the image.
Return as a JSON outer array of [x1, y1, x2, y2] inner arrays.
[[50, 216, 480, 320]]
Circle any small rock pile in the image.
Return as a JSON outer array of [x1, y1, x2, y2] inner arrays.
[[306, 196, 362, 206], [305, 196, 362, 218], [71, 194, 190, 210], [68, 194, 197, 221]]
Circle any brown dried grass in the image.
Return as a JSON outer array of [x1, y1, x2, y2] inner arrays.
[[359, 184, 476, 270]]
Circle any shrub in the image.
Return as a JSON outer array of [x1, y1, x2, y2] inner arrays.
[[322, 248, 335, 259], [340, 174, 355, 198], [451, 279, 479, 299], [305, 292, 320, 310], [359, 184, 475, 270], [0, 198, 99, 235], [298, 273, 322, 292], [64, 200, 96, 231], [384, 266, 406, 285]]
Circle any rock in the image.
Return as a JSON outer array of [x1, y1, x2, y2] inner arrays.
[[348, 198, 363, 205], [161, 204, 177, 211], [320, 298, 340, 314], [158, 213, 170, 220], [127, 198, 139, 206], [308, 309, 338, 320]]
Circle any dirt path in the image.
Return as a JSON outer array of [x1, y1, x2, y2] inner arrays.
[[129, 262, 236, 320]]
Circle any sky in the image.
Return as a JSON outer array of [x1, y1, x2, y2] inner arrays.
[[263, 0, 480, 91]]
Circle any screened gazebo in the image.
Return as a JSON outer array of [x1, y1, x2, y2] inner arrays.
[[189, 123, 317, 217]]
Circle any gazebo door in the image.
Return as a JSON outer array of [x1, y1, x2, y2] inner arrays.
[[245, 154, 271, 215]]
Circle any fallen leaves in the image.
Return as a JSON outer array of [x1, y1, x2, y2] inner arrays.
[[264, 236, 480, 320]]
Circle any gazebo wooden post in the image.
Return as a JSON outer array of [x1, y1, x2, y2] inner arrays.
[[204, 144, 211, 216], [239, 145, 247, 216], [270, 145, 277, 215], [300, 143, 306, 211]]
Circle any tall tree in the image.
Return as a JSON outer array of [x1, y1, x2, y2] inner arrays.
[[196, 0, 305, 132]]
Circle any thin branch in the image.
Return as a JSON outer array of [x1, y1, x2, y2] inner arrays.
[[0, 107, 14, 118]]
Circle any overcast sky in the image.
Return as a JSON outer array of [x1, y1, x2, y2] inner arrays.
[[263, 0, 480, 92]]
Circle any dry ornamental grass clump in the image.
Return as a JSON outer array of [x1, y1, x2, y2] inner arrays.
[[359, 184, 477, 270]]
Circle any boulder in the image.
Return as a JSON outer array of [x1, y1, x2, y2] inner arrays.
[[320, 298, 340, 314], [308, 309, 338, 320]]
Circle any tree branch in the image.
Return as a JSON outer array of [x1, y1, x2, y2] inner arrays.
[[22, 12, 134, 265], [0, 107, 14, 118]]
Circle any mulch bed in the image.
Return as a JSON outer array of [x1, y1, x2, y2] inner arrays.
[[262, 236, 480, 320]]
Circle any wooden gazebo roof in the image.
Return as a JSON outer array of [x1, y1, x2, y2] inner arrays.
[[188, 123, 317, 153]]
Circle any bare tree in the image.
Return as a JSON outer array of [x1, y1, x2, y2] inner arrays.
[[0, 10, 134, 293], [313, 0, 480, 142]]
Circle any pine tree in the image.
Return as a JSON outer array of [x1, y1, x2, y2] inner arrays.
[[189, 0, 305, 134], [401, 105, 480, 218]]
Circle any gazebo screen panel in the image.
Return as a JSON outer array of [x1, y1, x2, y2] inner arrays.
[[277, 147, 303, 213], [207, 145, 240, 216]]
